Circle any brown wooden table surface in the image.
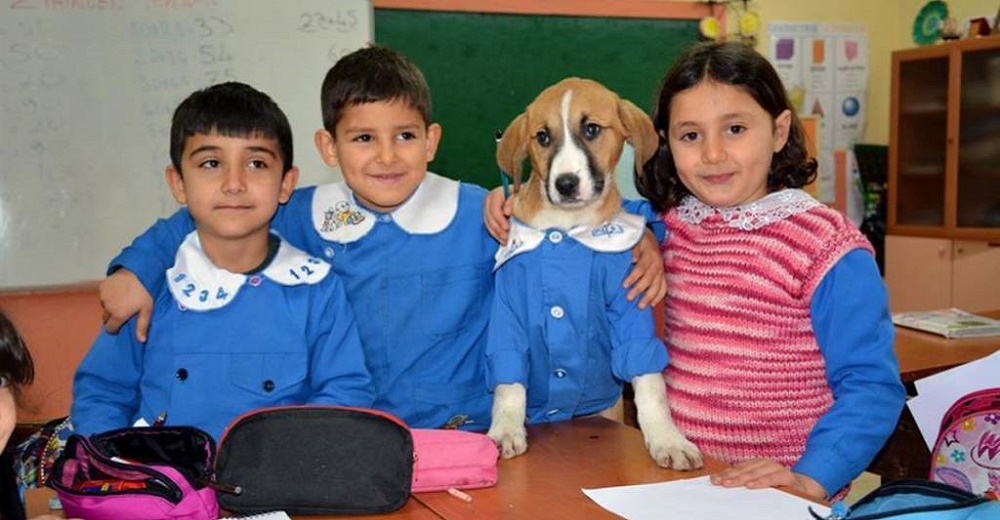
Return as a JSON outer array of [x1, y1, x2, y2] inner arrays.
[[894, 309, 1000, 382], [412, 416, 731, 520]]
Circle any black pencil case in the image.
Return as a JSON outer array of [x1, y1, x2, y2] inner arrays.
[[214, 405, 414, 515]]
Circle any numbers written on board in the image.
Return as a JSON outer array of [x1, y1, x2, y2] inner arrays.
[[297, 10, 358, 33], [194, 16, 233, 39]]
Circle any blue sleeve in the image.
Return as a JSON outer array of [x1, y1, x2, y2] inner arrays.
[[605, 254, 668, 380], [621, 198, 666, 243], [485, 266, 530, 388], [305, 272, 375, 408], [71, 323, 144, 435], [108, 209, 195, 297], [792, 249, 906, 497]]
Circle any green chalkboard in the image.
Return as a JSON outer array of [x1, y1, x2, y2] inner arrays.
[[374, 9, 700, 189]]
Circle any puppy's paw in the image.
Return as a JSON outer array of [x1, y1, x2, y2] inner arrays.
[[487, 422, 528, 459], [488, 383, 529, 459], [645, 428, 703, 471]]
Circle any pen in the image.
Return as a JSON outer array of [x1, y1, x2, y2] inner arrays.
[[153, 410, 168, 428], [447, 487, 472, 502], [495, 130, 510, 197]]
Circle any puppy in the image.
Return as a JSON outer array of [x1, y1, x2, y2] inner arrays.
[[486, 78, 702, 471]]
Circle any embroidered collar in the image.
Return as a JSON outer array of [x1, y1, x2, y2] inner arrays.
[[494, 212, 646, 269], [312, 172, 459, 243], [676, 189, 821, 230], [167, 231, 331, 311]]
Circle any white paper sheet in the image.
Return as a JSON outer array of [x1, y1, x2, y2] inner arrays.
[[582, 476, 830, 520], [907, 350, 1000, 450]]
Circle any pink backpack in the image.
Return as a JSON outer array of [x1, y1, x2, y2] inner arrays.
[[928, 387, 1000, 500]]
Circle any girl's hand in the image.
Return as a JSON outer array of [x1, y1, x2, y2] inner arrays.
[[483, 187, 513, 244], [625, 230, 666, 309], [710, 458, 827, 501], [99, 269, 153, 343]]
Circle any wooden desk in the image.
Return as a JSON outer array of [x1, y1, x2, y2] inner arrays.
[[894, 309, 1000, 382], [412, 417, 728, 520], [28, 418, 812, 520]]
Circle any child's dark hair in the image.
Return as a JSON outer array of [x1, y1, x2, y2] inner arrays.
[[169, 82, 294, 175], [637, 41, 817, 213], [0, 311, 34, 399], [320, 44, 432, 134]]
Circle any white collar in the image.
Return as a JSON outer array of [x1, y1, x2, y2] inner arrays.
[[312, 172, 459, 243], [676, 189, 822, 230], [494, 212, 645, 269], [167, 231, 331, 311]]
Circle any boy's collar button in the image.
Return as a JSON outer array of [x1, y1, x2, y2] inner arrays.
[[378, 214, 392, 223]]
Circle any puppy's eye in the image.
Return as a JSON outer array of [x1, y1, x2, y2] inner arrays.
[[535, 130, 551, 147], [583, 123, 601, 140]]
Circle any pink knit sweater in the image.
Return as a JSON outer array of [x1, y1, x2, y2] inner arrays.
[[661, 190, 873, 468]]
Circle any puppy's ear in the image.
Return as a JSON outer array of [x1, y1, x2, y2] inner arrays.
[[618, 99, 657, 176], [497, 113, 528, 194]]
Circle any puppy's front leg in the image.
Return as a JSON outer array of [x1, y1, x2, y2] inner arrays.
[[632, 373, 703, 470], [487, 383, 528, 459]]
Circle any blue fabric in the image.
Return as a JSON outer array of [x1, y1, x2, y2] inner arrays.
[[109, 180, 498, 430], [830, 480, 1000, 520], [487, 228, 667, 423], [797, 249, 907, 497], [74, 240, 374, 441]]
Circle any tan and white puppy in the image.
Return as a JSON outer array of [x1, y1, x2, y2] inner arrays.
[[488, 78, 702, 470]]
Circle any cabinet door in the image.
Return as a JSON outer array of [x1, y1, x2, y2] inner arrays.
[[885, 235, 952, 312], [952, 240, 1000, 312], [956, 46, 1000, 231], [894, 56, 949, 228]]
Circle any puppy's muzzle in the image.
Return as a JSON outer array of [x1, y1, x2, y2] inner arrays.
[[554, 173, 580, 201]]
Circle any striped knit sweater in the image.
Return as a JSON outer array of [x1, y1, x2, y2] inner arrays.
[[661, 189, 874, 468]]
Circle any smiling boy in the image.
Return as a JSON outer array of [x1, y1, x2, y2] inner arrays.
[[71, 82, 373, 440]]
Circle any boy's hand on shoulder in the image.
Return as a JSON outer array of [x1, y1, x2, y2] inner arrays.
[[624, 230, 666, 309], [710, 458, 827, 501], [483, 186, 513, 244], [99, 269, 153, 343]]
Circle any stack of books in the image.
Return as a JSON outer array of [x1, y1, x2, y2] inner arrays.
[[891, 308, 1000, 339]]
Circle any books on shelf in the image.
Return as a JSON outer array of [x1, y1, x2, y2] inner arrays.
[[892, 308, 1000, 339]]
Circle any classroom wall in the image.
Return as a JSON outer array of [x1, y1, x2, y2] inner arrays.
[[749, 0, 999, 145]]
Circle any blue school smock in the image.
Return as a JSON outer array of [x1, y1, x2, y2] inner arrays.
[[487, 212, 667, 424], [73, 233, 374, 441], [109, 173, 497, 430]]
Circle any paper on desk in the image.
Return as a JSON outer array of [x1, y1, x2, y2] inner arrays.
[[582, 476, 829, 520], [907, 350, 1000, 450]]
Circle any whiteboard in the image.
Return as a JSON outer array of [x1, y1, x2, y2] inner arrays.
[[0, 0, 371, 288]]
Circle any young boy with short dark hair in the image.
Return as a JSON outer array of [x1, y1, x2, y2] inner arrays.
[[72, 82, 373, 440], [98, 46, 664, 430]]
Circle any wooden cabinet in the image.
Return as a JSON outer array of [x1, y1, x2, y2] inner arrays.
[[885, 38, 1000, 312], [888, 37, 1000, 240], [885, 235, 1000, 313]]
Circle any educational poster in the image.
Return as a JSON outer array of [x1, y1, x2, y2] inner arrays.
[[768, 22, 868, 207]]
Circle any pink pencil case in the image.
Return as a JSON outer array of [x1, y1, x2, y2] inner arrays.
[[47, 426, 219, 520], [410, 428, 499, 492]]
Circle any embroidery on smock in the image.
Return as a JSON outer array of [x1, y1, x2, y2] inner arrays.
[[167, 232, 331, 311], [321, 200, 366, 233], [676, 189, 822, 230]]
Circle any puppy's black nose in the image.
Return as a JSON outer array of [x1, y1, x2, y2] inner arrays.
[[555, 174, 579, 197]]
